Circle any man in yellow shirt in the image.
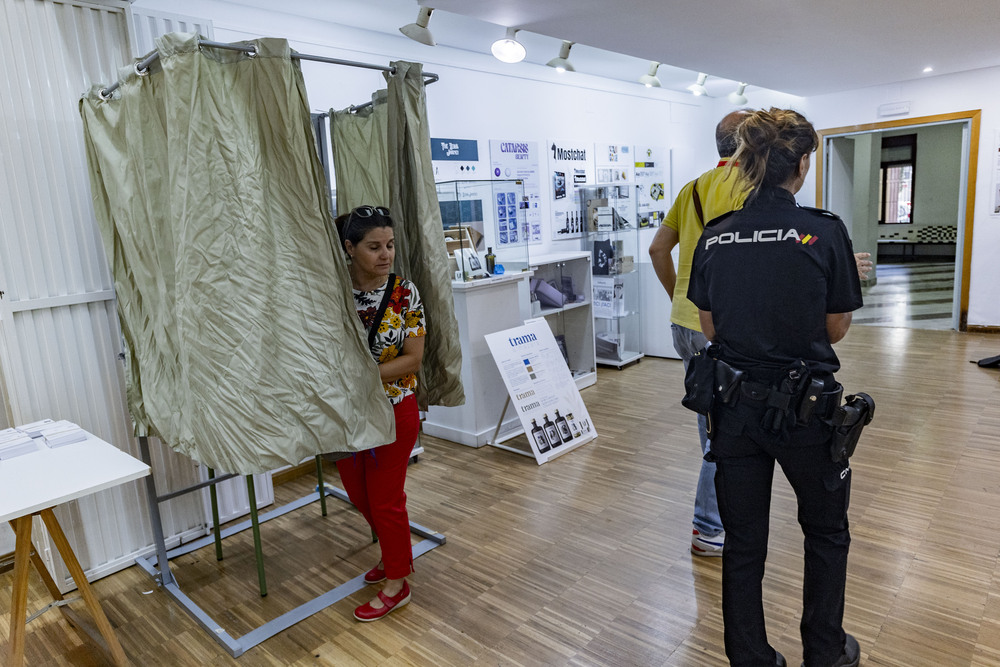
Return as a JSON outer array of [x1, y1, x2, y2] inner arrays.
[[650, 111, 873, 557], [649, 110, 750, 556]]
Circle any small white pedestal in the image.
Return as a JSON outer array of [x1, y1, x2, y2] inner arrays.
[[424, 272, 531, 447]]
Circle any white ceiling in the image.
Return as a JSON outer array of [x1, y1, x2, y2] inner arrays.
[[210, 0, 1000, 98], [422, 0, 1000, 97]]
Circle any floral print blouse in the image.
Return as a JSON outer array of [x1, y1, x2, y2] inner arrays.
[[353, 277, 425, 404]]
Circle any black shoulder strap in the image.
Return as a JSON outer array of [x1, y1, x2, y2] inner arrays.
[[368, 274, 397, 353], [691, 181, 705, 227]]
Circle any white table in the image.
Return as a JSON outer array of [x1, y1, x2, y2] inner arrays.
[[1, 432, 150, 666]]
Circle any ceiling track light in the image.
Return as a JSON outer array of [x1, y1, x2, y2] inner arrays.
[[639, 61, 661, 88], [399, 6, 436, 47], [546, 40, 575, 73], [728, 82, 748, 105], [687, 72, 709, 96], [491, 27, 526, 64]]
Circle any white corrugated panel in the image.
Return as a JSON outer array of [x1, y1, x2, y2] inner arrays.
[[0, 0, 207, 586], [131, 6, 213, 55]]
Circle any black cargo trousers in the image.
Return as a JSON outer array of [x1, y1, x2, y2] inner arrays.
[[708, 385, 851, 667]]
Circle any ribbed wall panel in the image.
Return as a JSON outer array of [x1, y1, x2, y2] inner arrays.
[[131, 6, 214, 56], [0, 0, 207, 581]]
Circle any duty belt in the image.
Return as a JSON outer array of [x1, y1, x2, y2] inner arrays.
[[712, 357, 843, 432], [740, 380, 841, 422]]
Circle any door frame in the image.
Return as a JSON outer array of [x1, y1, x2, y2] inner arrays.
[[816, 110, 981, 331]]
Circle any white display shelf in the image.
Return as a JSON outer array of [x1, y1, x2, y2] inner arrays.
[[526, 251, 597, 390]]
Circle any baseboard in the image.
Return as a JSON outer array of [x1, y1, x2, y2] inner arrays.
[[967, 325, 1000, 334], [271, 459, 323, 486]]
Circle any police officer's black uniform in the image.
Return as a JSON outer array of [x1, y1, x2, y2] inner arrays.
[[688, 186, 863, 667]]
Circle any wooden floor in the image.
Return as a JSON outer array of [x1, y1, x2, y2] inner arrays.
[[3, 325, 1000, 666]]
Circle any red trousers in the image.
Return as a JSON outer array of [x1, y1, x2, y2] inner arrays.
[[337, 394, 418, 580]]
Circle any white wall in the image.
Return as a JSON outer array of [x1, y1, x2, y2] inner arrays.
[[132, 1, 999, 328], [796, 67, 1000, 327]]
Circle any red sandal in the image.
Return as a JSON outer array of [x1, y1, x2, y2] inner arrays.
[[353, 581, 410, 622], [363, 563, 386, 584]]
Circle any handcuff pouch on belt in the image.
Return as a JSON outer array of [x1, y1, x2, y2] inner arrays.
[[828, 392, 875, 462]]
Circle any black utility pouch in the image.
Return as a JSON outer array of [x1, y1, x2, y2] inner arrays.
[[714, 359, 745, 405], [682, 345, 718, 416], [829, 392, 875, 462], [795, 378, 826, 426]]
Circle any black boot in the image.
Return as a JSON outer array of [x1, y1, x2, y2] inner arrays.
[[800, 634, 859, 667]]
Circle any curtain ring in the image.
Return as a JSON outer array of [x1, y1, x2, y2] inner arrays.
[[98, 87, 113, 101], [134, 62, 150, 77], [246, 45, 258, 58]]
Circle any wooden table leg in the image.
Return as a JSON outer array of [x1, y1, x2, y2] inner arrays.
[[8, 516, 34, 667], [39, 508, 129, 666]]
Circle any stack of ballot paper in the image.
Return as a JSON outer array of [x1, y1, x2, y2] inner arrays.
[[34, 420, 88, 448], [0, 427, 40, 460]]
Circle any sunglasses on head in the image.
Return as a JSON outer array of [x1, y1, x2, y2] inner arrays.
[[342, 205, 391, 244], [351, 205, 390, 219]]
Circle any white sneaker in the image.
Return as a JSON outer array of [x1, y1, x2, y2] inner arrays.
[[691, 529, 724, 556]]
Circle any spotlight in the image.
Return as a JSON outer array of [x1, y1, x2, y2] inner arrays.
[[399, 6, 435, 47], [639, 61, 661, 88], [546, 41, 575, 73], [687, 72, 708, 96], [727, 82, 748, 105], [491, 27, 526, 63]]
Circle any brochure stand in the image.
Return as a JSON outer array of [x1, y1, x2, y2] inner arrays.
[[484, 318, 598, 464]]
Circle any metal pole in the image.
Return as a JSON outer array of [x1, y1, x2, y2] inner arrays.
[[138, 436, 175, 586], [208, 468, 224, 561], [314, 456, 327, 517], [246, 476, 267, 597], [98, 40, 439, 100]]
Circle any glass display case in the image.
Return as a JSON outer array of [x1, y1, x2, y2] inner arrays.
[[435, 179, 531, 282], [578, 185, 644, 368]]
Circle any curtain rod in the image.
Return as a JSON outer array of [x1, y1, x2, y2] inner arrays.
[[98, 39, 440, 100]]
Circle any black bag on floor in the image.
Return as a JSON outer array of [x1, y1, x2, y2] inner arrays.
[[975, 354, 1000, 368]]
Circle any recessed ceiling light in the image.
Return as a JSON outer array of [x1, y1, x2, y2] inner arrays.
[[922, 66, 933, 73]]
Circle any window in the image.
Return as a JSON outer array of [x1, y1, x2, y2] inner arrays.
[[879, 134, 916, 223]]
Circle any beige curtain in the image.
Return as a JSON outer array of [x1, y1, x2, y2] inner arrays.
[[79, 33, 394, 475], [331, 62, 465, 409]]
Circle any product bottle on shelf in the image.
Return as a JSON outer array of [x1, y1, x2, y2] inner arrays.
[[554, 409, 573, 442], [485, 247, 496, 274], [542, 414, 561, 448], [530, 418, 551, 453]]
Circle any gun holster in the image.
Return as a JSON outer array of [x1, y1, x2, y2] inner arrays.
[[829, 392, 875, 462], [714, 359, 744, 405]]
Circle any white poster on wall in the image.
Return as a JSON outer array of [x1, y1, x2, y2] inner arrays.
[[431, 137, 487, 181], [489, 140, 543, 244], [548, 139, 596, 240], [485, 318, 597, 465], [593, 142, 636, 228], [633, 145, 669, 228]]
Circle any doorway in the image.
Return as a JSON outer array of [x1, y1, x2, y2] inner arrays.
[[816, 111, 980, 331]]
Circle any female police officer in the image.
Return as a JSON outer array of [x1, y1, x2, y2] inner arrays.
[[687, 108, 863, 667]]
